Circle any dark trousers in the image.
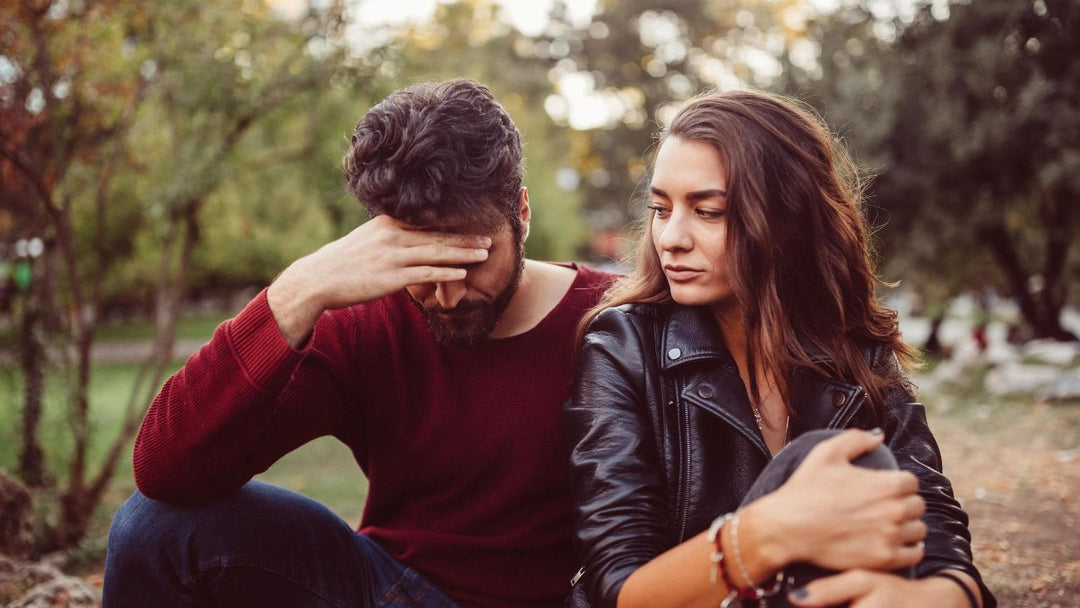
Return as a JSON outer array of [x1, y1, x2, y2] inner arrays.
[[103, 481, 459, 608]]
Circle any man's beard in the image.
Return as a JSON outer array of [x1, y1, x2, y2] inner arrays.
[[412, 252, 524, 348]]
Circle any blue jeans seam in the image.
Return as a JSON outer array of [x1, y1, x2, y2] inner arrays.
[[376, 567, 443, 607], [197, 557, 348, 608]]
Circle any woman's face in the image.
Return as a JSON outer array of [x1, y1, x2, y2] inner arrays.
[[649, 136, 734, 311]]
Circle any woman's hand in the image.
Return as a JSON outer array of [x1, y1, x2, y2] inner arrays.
[[741, 429, 927, 576], [787, 570, 977, 608]]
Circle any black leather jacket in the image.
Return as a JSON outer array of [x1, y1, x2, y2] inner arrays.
[[566, 303, 994, 608]]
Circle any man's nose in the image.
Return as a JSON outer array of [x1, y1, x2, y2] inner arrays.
[[434, 280, 468, 309]]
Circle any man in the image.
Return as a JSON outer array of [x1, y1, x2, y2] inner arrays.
[[104, 79, 615, 607]]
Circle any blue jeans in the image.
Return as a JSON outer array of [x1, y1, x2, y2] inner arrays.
[[103, 481, 459, 608]]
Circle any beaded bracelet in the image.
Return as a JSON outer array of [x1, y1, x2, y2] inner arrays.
[[934, 571, 978, 608]]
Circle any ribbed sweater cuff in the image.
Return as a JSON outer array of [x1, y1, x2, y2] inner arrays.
[[227, 288, 304, 393]]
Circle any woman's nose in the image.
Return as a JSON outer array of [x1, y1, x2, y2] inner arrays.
[[655, 211, 692, 252]]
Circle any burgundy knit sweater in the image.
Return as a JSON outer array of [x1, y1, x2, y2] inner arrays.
[[133, 264, 615, 607]]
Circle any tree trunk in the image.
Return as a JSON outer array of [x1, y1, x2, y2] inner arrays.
[[978, 222, 1075, 341], [923, 314, 945, 356], [17, 305, 47, 487]]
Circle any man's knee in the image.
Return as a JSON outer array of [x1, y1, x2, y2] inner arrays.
[[107, 490, 175, 555]]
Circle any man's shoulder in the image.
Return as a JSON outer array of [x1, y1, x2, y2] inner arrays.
[[574, 263, 620, 287], [540, 261, 618, 292], [558, 263, 618, 309]]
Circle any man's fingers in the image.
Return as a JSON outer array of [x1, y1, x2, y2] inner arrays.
[[400, 266, 468, 286], [399, 243, 490, 267], [789, 570, 874, 606], [805, 428, 885, 465], [361, 214, 494, 250], [400, 230, 493, 250]]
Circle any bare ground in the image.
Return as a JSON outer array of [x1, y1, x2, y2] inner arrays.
[[928, 397, 1080, 608], [10, 386, 1080, 607]]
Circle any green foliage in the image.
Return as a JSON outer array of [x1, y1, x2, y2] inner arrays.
[[783, 0, 1080, 337], [381, 1, 590, 261]]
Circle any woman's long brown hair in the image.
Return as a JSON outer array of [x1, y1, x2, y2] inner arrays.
[[579, 89, 917, 421]]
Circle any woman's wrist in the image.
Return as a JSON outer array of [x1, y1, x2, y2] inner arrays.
[[724, 501, 789, 585], [738, 494, 799, 574], [926, 570, 981, 608]]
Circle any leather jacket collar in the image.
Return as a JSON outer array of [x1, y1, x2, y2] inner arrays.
[[659, 304, 867, 456]]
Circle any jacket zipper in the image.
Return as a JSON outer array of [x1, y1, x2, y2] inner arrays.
[[834, 391, 869, 429], [677, 400, 692, 543]]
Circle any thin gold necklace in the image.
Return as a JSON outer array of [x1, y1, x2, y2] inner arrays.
[[753, 383, 790, 444]]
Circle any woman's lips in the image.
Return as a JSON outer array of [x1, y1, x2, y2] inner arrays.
[[663, 265, 702, 282]]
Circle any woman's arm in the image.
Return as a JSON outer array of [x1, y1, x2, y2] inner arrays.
[[788, 568, 982, 608], [566, 308, 672, 608], [875, 349, 995, 607]]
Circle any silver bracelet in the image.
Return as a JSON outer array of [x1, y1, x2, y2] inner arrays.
[[707, 512, 735, 585], [730, 509, 785, 600]]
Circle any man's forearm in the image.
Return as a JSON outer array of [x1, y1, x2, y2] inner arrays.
[[267, 261, 324, 348]]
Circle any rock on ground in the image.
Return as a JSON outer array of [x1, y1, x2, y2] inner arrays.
[[0, 556, 101, 608]]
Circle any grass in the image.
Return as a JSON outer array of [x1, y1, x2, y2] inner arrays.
[[92, 313, 232, 342], [0, 319, 367, 570]]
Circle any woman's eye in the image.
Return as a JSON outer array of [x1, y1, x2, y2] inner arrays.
[[647, 205, 671, 218], [696, 209, 726, 219]]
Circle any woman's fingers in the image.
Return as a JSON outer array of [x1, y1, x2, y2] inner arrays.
[[788, 570, 874, 606], [898, 518, 928, 546], [900, 493, 926, 519], [887, 540, 925, 569], [804, 428, 885, 467]]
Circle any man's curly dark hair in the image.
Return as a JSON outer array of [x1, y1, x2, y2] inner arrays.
[[343, 79, 525, 235]]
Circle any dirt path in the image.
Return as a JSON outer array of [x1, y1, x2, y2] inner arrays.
[[928, 398, 1080, 607]]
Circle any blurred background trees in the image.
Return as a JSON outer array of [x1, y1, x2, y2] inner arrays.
[[1, 0, 1077, 552]]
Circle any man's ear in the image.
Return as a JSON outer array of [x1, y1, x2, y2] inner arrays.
[[518, 187, 531, 242]]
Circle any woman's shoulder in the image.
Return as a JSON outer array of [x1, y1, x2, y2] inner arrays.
[[583, 301, 672, 345], [592, 301, 671, 325]]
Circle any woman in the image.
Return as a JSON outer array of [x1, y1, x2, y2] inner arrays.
[[566, 90, 994, 608]]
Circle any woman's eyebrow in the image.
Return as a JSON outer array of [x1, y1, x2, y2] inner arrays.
[[686, 188, 727, 201], [649, 186, 727, 200]]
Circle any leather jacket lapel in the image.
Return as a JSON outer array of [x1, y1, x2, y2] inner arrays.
[[660, 306, 771, 457], [659, 304, 869, 449]]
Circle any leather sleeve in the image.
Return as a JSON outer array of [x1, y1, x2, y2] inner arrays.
[[564, 307, 668, 608], [878, 350, 997, 607]]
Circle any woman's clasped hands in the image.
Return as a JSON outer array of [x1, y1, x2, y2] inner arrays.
[[738, 429, 930, 605]]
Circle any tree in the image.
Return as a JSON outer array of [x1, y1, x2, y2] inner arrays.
[[380, 0, 591, 260], [533, 0, 806, 239], [0, 0, 369, 549], [786, 0, 1080, 340]]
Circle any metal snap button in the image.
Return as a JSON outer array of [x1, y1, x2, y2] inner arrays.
[[832, 391, 845, 407], [667, 347, 682, 360], [697, 386, 714, 399]]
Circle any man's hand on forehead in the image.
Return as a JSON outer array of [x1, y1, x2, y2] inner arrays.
[[394, 214, 504, 238], [267, 214, 490, 347]]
